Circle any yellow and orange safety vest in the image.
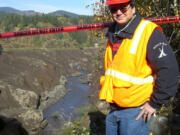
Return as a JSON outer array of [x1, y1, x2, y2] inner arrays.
[[99, 19, 161, 107]]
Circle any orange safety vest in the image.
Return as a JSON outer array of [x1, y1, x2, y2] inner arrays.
[[99, 19, 161, 107]]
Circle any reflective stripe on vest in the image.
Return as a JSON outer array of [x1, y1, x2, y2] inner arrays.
[[105, 69, 155, 85], [130, 20, 150, 54], [99, 19, 159, 106]]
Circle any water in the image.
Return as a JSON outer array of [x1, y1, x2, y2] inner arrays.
[[42, 72, 92, 135]]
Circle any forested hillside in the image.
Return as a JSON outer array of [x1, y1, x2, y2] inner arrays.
[[0, 12, 101, 48]]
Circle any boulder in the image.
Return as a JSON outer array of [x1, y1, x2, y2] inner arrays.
[[17, 109, 44, 135], [10, 88, 38, 109]]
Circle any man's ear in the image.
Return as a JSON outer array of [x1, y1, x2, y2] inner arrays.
[[132, 7, 136, 15]]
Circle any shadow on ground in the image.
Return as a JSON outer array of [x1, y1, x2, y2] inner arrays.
[[88, 111, 106, 135], [0, 115, 28, 135]]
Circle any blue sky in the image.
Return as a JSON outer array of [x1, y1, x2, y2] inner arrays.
[[0, 0, 97, 15]]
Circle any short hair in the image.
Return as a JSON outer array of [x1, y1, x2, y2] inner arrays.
[[129, 0, 135, 7]]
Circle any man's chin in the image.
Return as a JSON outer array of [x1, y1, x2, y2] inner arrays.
[[116, 20, 127, 25]]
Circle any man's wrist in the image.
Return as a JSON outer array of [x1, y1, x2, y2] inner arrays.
[[148, 101, 162, 109]]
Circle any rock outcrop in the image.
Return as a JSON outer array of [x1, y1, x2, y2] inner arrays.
[[0, 49, 98, 135]]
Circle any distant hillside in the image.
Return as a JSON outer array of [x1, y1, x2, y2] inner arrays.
[[48, 10, 79, 17], [0, 7, 81, 17], [0, 7, 39, 16], [0, 7, 20, 14]]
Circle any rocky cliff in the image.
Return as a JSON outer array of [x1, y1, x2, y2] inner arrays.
[[0, 48, 98, 135]]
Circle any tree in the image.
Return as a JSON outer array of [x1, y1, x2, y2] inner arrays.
[[0, 12, 97, 48]]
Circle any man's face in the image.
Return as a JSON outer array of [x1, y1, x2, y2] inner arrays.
[[109, 3, 135, 26]]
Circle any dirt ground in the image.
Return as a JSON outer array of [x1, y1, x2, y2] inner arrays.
[[0, 48, 98, 91]]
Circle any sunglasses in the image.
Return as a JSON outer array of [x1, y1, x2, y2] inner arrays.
[[109, 4, 130, 13]]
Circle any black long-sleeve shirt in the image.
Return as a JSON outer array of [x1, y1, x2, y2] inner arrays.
[[106, 13, 179, 109], [147, 28, 179, 108]]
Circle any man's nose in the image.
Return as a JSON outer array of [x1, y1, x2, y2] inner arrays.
[[116, 9, 123, 14]]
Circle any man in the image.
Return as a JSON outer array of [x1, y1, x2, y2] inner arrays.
[[99, 0, 179, 135]]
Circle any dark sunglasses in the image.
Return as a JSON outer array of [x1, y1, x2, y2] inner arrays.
[[109, 4, 130, 13]]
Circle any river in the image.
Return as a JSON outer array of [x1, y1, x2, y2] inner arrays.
[[42, 72, 93, 135]]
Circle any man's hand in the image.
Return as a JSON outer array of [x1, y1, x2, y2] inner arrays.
[[136, 102, 156, 122]]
